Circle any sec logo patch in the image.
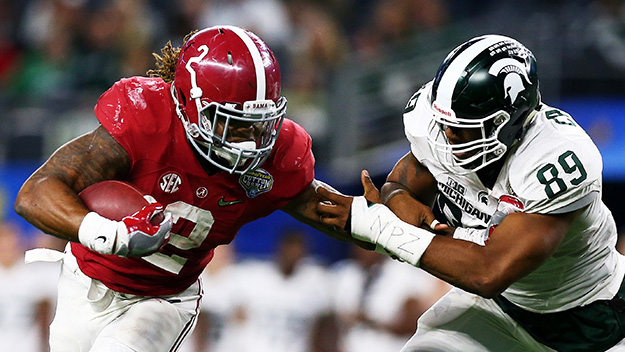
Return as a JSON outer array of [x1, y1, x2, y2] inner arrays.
[[159, 172, 182, 194]]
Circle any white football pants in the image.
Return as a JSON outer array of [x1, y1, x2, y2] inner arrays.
[[400, 286, 556, 352], [401, 286, 625, 351], [48, 245, 201, 352]]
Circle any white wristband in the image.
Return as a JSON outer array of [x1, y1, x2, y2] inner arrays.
[[78, 212, 119, 255], [351, 196, 434, 266], [452, 227, 488, 246]]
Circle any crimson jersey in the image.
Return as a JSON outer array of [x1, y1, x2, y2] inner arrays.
[[71, 77, 315, 296]]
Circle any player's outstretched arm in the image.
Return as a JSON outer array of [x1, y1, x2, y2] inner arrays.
[[14, 126, 130, 242], [316, 171, 579, 298], [281, 179, 375, 250]]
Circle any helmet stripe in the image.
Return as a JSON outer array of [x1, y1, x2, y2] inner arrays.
[[436, 35, 510, 108], [224, 26, 266, 101]]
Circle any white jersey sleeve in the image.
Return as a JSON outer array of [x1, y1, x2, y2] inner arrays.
[[499, 106, 622, 312], [508, 105, 603, 215], [403, 82, 438, 167]]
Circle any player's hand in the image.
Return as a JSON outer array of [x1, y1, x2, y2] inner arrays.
[[452, 195, 524, 246], [316, 170, 449, 241], [384, 188, 449, 234], [315, 170, 381, 230], [361, 169, 448, 234], [486, 195, 524, 239], [360, 170, 382, 204], [116, 203, 173, 257], [315, 185, 354, 231], [316, 169, 430, 228], [78, 203, 173, 257]]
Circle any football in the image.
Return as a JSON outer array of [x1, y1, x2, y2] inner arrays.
[[78, 180, 163, 224]]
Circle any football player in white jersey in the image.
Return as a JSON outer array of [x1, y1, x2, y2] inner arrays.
[[316, 34, 625, 351], [218, 229, 335, 352]]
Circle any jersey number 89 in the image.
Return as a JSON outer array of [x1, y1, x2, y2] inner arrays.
[[536, 150, 587, 199]]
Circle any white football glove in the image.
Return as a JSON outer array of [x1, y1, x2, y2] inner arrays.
[[453, 195, 524, 246], [78, 203, 172, 257]]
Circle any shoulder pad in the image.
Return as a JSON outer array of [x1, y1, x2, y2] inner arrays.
[[403, 82, 437, 165], [509, 109, 602, 213], [267, 119, 315, 199], [95, 77, 173, 137], [272, 119, 315, 172]]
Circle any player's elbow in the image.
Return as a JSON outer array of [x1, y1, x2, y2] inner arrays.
[[14, 179, 42, 221], [15, 187, 34, 219], [471, 279, 508, 298], [467, 268, 511, 298]]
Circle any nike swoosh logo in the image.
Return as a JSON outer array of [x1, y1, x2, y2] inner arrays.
[[218, 196, 244, 207]]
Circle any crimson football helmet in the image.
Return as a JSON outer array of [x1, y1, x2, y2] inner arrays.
[[171, 26, 287, 174], [427, 34, 540, 173]]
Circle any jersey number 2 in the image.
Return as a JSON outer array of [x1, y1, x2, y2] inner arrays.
[[141, 201, 214, 274], [536, 150, 587, 199]]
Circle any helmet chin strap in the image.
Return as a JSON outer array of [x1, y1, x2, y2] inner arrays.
[[212, 141, 256, 167]]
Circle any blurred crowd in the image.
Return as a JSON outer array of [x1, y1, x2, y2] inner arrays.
[[0, 0, 449, 162], [1, 0, 624, 163], [0, 217, 66, 352]]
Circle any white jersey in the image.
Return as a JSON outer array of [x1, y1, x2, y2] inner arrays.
[[0, 260, 60, 352], [178, 264, 238, 352], [404, 82, 624, 313], [331, 257, 446, 352], [226, 258, 333, 352]]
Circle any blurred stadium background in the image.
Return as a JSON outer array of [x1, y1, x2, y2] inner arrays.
[[1, 0, 624, 262]]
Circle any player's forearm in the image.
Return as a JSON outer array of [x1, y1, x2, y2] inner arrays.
[[282, 181, 376, 250], [350, 196, 515, 297], [283, 204, 375, 250], [382, 152, 438, 206], [16, 127, 131, 243], [15, 175, 88, 241], [380, 184, 433, 227], [380, 181, 413, 204], [418, 236, 512, 298]]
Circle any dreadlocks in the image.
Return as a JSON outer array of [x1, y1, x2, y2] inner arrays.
[[147, 30, 198, 83]]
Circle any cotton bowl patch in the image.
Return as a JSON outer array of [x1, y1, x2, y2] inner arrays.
[[239, 168, 273, 198]]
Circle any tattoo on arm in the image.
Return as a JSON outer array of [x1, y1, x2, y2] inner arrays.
[[35, 126, 130, 192], [14, 126, 131, 240]]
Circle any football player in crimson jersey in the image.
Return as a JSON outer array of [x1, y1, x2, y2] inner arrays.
[[14, 26, 366, 352], [316, 35, 625, 351]]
